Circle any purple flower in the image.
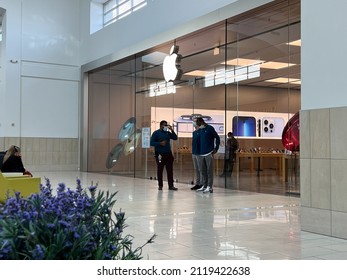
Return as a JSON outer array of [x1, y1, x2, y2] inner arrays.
[[88, 185, 97, 192], [32, 244, 45, 260], [0, 178, 153, 260], [0, 241, 12, 259], [116, 211, 125, 220], [47, 223, 55, 229], [22, 211, 31, 220], [57, 183, 66, 193]]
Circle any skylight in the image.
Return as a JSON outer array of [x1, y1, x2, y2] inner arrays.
[[103, 0, 147, 27]]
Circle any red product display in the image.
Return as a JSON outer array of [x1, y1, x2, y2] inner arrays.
[[282, 112, 300, 152]]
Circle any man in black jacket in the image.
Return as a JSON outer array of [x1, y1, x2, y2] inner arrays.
[[220, 132, 238, 177]]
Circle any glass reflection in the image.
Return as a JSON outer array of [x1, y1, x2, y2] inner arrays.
[[118, 117, 136, 141], [106, 143, 124, 169]]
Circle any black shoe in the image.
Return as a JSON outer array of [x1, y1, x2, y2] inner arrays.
[[169, 186, 178, 191], [158, 187, 163, 190], [190, 184, 201, 190]]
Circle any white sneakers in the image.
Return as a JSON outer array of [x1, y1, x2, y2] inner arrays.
[[203, 186, 213, 193], [196, 186, 213, 193]]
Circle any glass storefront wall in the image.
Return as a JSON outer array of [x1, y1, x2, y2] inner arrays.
[[87, 0, 300, 195]]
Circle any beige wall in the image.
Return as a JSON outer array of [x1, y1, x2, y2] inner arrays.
[[0, 137, 79, 172], [300, 107, 347, 239]]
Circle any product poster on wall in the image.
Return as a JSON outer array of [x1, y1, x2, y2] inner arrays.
[[151, 107, 225, 138], [151, 107, 292, 140]]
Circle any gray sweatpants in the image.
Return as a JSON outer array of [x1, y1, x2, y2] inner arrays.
[[196, 153, 214, 187], [192, 154, 202, 185]]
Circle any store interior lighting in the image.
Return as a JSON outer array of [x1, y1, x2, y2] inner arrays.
[[287, 39, 301, 46], [265, 77, 301, 84]]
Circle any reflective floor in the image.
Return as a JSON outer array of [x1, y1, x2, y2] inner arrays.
[[34, 171, 347, 260]]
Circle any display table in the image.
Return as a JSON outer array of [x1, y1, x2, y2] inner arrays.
[[176, 150, 299, 183], [237, 152, 286, 181], [283, 153, 300, 183], [177, 150, 192, 173]]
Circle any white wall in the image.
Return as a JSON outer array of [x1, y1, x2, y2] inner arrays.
[[0, 1, 22, 138], [302, 0, 347, 110], [0, 0, 80, 138]]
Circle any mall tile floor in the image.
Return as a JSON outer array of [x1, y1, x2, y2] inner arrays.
[[34, 171, 347, 260]]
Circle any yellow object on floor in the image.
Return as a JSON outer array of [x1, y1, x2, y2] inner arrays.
[[0, 172, 41, 203]]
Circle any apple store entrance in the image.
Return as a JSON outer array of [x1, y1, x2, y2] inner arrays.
[[86, 0, 301, 196]]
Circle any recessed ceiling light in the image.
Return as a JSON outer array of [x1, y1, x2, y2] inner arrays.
[[287, 39, 301, 46], [291, 80, 301, 85], [223, 58, 264, 66], [261, 61, 295, 69], [265, 78, 300, 84], [184, 70, 207, 76], [213, 47, 220, 55]]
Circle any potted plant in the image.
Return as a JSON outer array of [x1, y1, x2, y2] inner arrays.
[[0, 178, 155, 260]]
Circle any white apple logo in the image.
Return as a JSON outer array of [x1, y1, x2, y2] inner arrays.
[[163, 45, 183, 82]]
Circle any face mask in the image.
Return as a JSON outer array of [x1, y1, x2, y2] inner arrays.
[[163, 126, 168, 132], [192, 121, 197, 127]]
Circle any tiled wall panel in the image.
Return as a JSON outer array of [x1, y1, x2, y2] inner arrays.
[[301, 106, 347, 239], [0, 137, 79, 172]]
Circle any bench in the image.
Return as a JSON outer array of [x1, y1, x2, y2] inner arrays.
[[0, 172, 41, 203]]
